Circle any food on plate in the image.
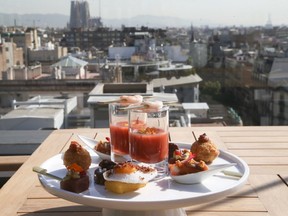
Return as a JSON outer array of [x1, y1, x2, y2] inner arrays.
[[120, 95, 143, 105], [60, 141, 92, 193], [142, 100, 163, 110], [103, 162, 157, 194], [169, 157, 208, 176], [63, 141, 92, 170], [94, 159, 117, 185], [191, 133, 220, 164], [173, 149, 193, 160], [95, 137, 111, 155], [168, 142, 179, 162], [168, 146, 208, 176], [169, 148, 194, 164], [60, 163, 90, 193]]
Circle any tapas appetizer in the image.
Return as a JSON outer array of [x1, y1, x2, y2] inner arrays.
[[77, 135, 111, 160]]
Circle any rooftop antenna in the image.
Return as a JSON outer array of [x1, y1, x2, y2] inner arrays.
[[99, 0, 101, 18], [265, 13, 273, 29]]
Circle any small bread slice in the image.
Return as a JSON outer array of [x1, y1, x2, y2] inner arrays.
[[105, 180, 146, 194]]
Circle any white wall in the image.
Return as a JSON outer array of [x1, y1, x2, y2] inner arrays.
[[108, 47, 136, 59]]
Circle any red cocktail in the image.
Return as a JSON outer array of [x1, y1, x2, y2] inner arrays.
[[109, 103, 130, 162], [109, 101, 146, 163], [110, 119, 146, 157], [110, 121, 129, 155], [130, 127, 168, 163], [129, 105, 169, 177]]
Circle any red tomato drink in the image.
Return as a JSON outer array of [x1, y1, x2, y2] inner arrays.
[[110, 121, 129, 155], [110, 120, 146, 156], [130, 127, 169, 163]]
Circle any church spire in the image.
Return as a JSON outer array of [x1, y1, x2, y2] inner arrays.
[[265, 14, 273, 29], [190, 24, 195, 43]]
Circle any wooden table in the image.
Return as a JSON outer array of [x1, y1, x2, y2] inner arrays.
[[1, 126, 288, 216]]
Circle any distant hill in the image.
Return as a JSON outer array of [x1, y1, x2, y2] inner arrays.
[[0, 13, 214, 29], [0, 13, 69, 28], [104, 15, 192, 28]]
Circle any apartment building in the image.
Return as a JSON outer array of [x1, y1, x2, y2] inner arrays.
[[62, 28, 123, 51], [28, 44, 68, 66], [0, 40, 24, 80]]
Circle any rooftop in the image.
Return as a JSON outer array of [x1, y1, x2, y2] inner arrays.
[[151, 74, 202, 88], [0, 95, 77, 130], [52, 55, 88, 68]]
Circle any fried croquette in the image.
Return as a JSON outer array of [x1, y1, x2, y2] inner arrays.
[[191, 133, 220, 164], [63, 141, 91, 170]]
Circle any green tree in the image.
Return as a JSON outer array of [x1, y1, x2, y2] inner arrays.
[[201, 81, 221, 96]]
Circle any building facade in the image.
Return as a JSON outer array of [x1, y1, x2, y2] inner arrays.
[[0, 40, 24, 80], [70, 0, 90, 29], [27, 44, 68, 66]]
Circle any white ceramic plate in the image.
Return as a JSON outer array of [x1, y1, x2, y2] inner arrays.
[[170, 163, 237, 184], [37, 142, 249, 211], [78, 135, 111, 160]]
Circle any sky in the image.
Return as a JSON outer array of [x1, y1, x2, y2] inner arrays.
[[1, 0, 288, 26]]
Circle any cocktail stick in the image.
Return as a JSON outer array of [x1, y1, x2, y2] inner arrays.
[[33, 166, 63, 181]]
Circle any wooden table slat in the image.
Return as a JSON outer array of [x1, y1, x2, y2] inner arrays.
[[19, 198, 101, 213], [0, 155, 29, 171], [229, 149, 288, 157], [226, 142, 288, 149], [185, 197, 266, 212], [249, 165, 288, 175], [221, 137, 288, 143], [240, 156, 288, 166], [18, 213, 102, 216], [186, 212, 269, 216], [249, 174, 288, 216], [217, 130, 288, 137]]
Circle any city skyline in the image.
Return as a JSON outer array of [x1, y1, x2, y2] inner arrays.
[[1, 0, 288, 27]]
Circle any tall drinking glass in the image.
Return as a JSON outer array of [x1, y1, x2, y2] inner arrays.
[[129, 105, 169, 177], [109, 103, 130, 163]]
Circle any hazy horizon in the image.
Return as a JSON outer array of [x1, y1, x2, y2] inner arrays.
[[1, 0, 288, 27]]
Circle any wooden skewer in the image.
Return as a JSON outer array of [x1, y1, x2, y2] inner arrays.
[[192, 131, 197, 141], [97, 99, 120, 105], [33, 166, 63, 181], [118, 104, 146, 110], [97, 96, 154, 105], [118, 101, 179, 110]]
